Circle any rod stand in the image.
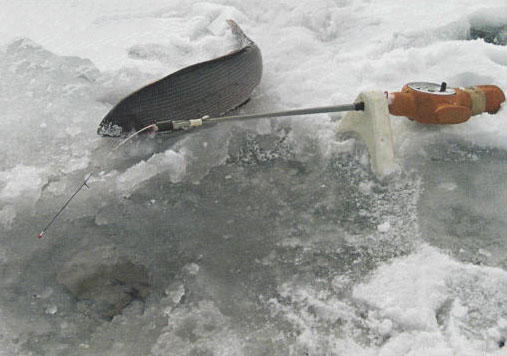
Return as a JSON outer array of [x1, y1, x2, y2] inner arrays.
[[337, 91, 395, 177]]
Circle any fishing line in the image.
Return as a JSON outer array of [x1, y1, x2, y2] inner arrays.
[[37, 124, 157, 239]]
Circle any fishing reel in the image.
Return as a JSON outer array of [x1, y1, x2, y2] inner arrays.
[[388, 82, 505, 124]]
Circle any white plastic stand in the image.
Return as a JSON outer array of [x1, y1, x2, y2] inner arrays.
[[337, 91, 395, 177]]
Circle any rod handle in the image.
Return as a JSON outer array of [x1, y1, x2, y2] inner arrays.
[[389, 84, 505, 124]]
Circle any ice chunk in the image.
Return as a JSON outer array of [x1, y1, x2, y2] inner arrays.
[[45, 305, 58, 315], [152, 301, 243, 356], [438, 182, 458, 191], [183, 263, 200, 276], [0, 165, 47, 203], [116, 149, 187, 193], [377, 222, 391, 233]]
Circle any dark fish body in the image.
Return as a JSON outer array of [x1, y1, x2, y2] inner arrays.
[[98, 20, 262, 136]]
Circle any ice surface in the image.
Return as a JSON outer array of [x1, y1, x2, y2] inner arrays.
[[0, 0, 506, 355]]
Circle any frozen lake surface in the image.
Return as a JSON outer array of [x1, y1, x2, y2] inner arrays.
[[0, 1, 506, 355]]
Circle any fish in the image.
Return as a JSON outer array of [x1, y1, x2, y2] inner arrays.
[[97, 20, 263, 137]]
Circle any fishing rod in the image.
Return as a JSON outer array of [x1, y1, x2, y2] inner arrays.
[[37, 82, 505, 238], [151, 82, 505, 134], [36, 105, 363, 239], [154, 103, 364, 133], [36, 104, 364, 239]]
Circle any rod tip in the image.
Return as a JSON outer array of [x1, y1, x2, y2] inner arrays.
[[37, 232, 44, 239]]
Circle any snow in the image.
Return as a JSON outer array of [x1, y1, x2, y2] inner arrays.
[[0, 0, 506, 355], [353, 244, 507, 355]]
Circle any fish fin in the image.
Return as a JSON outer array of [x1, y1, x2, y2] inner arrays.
[[227, 19, 254, 47]]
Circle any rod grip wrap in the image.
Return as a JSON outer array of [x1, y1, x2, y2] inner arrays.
[[463, 87, 486, 115]]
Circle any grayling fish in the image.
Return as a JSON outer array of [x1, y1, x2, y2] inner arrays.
[[97, 20, 263, 136]]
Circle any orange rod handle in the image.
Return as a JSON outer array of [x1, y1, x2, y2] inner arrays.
[[389, 85, 505, 124]]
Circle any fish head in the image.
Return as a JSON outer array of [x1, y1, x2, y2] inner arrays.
[[97, 102, 142, 137]]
